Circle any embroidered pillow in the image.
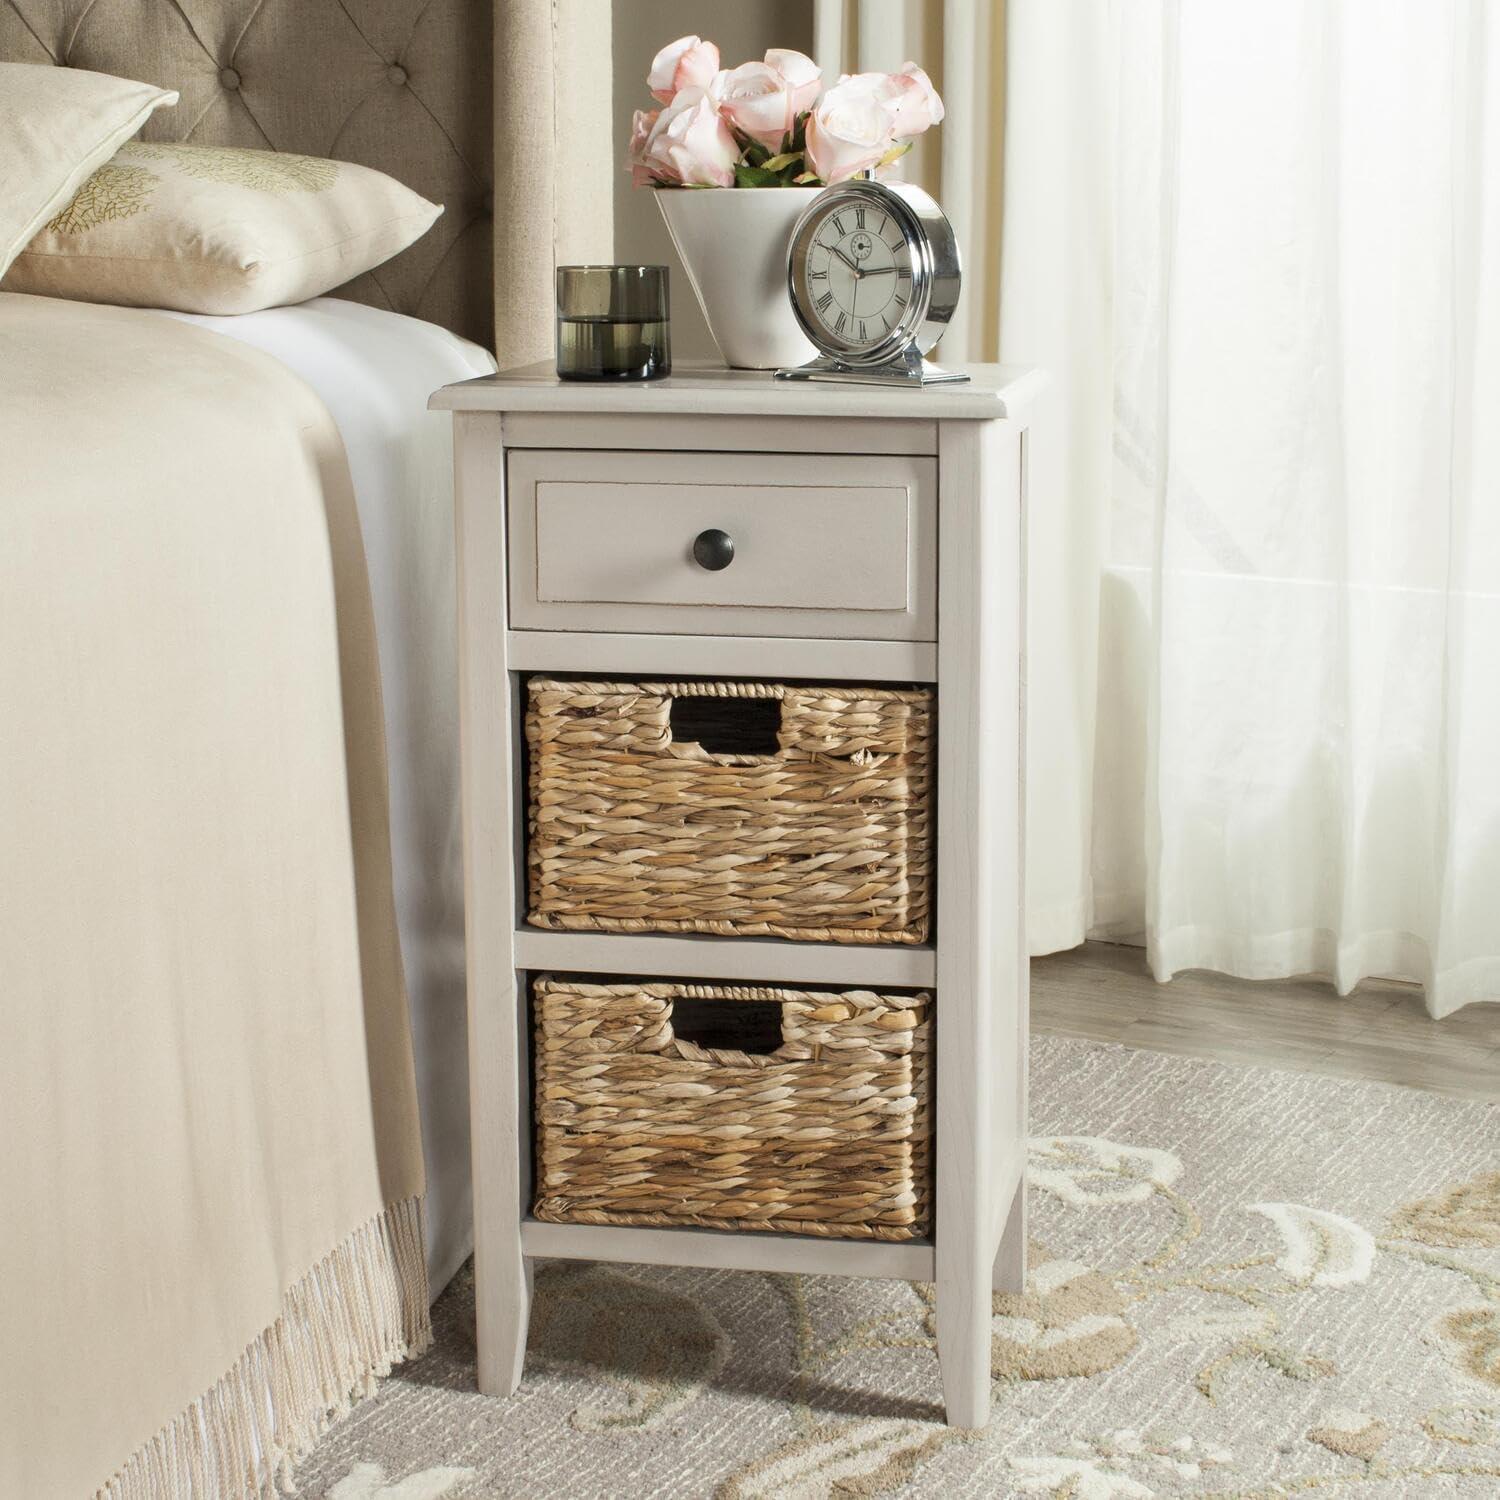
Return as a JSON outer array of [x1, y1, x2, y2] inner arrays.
[[7, 142, 443, 314], [0, 63, 177, 280]]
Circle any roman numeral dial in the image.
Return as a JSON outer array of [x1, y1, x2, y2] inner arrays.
[[794, 191, 919, 355]]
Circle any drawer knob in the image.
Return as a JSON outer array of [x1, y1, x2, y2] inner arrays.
[[692, 528, 736, 571]]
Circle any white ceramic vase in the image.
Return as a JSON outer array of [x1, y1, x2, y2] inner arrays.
[[656, 186, 823, 371]]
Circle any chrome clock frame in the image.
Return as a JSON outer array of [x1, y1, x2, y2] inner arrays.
[[776, 178, 968, 387]]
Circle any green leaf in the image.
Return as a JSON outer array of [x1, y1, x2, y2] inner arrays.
[[763, 151, 803, 173], [878, 140, 914, 167], [734, 163, 784, 188], [793, 171, 822, 185], [742, 140, 771, 167]]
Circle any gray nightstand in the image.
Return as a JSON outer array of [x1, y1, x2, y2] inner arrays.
[[431, 361, 1041, 1428]]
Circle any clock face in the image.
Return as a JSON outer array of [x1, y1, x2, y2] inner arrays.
[[790, 189, 922, 358]]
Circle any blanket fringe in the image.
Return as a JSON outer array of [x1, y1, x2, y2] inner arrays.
[[96, 1196, 432, 1500]]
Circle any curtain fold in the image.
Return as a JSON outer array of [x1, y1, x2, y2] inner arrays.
[[1005, 0, 1500, 1016], [812, 0, 1004, 361], [494, 0, 614, 369], [814, 0, 1104, 957]]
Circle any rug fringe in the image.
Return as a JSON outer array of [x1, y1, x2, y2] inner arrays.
[[96, 1196, 432, 1500]]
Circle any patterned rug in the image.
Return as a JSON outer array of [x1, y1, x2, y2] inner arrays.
[[293, 1037, 1500, 1499]]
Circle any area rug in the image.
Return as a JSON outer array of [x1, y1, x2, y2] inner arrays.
[[292, 1037, 1500, 1499]]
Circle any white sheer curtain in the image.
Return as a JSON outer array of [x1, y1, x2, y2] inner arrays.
[[1005, 0, 1500, 1017], [808, 0, 1101, 949]]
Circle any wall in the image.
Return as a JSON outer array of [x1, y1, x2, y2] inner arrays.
[[612, 1, 814, 361]]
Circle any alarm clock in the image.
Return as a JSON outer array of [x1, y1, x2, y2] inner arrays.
[[775, 177, 968, 386]]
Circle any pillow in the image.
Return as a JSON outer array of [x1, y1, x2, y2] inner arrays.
[[0, 63, 177, 280], [6, 142, 444, 314]]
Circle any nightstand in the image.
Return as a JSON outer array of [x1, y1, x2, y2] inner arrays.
[[431, 362, 1040, 1429]]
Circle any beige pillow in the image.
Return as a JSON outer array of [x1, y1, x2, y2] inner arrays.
[[0, 63, 177, 280], [7, 142, 443, 314]]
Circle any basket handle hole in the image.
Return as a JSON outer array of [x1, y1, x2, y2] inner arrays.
[[670, 998, 784, 1055], [668, 695, 782, 757]]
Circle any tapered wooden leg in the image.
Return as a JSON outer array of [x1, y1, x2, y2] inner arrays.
[[932, 421, 1030, 1432], [469, 958, 534, 1396], [993, 1180, 1027, 1293], [455, 422, 535, 1399], [476, 1247, 532, 1395], [933, 1003, 992, 1427], [934, 968, 994, 1429], [936, 1257, 992, 1428], [471, 960, 535, 1396]]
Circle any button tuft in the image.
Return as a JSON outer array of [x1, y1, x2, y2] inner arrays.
[[387, 63, 408, 86], [219, 66, 241, 90]]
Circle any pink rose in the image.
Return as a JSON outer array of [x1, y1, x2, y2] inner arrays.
[[626, 107, 661, 185], [886, 61, 945, 137], [711, 61, 796, 151], [804, 74, 897, 185], [764, 48, 822, 117], [647, 35, 720, 104], [638, 87, 738, 187]]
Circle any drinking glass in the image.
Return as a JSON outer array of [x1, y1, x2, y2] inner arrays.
[[555, 265, 670, 381]]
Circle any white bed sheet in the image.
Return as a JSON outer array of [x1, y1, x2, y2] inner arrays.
[[161, 298, 495, 1298]]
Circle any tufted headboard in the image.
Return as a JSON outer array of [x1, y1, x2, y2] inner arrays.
[[0, 1, 561, 350]]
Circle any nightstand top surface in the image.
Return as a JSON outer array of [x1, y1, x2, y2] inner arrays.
[[430, 359, 1044, 422]]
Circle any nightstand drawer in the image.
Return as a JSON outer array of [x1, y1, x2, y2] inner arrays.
[[507, 449, 936, 640]]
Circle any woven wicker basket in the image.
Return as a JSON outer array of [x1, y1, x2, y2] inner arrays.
[[532, 977, 933, 1240], [525, 677, 934, 944]]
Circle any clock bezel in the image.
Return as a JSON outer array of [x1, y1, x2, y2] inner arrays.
[[785, 179, 960, 369]]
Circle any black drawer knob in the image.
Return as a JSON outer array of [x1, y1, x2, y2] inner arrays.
[[692, 528, 735, 571]]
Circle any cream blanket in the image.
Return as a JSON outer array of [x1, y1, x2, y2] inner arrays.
[[0, 294, 428, 1498]]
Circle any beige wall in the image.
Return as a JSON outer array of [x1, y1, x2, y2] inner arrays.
[[612, 2, 814, 361]]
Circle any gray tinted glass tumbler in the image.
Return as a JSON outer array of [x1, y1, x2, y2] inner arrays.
[[555, 265, 671, 381]]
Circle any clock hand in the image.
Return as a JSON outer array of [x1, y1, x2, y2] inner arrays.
[[860, 265, 896, 276], [831, 244, 862, 276]]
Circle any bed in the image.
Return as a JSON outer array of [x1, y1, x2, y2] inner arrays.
[[0, 5, 612, 1496], [161, 298, 497, 1299]]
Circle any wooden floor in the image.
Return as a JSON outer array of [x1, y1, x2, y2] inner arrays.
[[1032, 941, 1500, 1103]]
